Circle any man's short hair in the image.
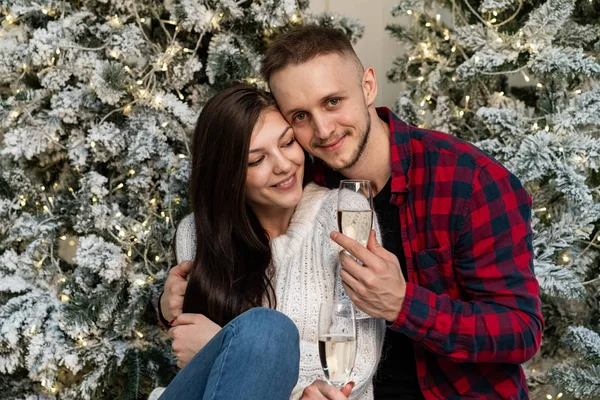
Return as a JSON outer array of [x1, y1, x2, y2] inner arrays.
[[260, 25, 363, 83]]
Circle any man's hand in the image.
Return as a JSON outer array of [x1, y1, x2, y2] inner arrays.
[[300, 380, 354, 399], [330, 229, 406, 322], [168, 313, 221, 369], [160, 261, 193, 322]]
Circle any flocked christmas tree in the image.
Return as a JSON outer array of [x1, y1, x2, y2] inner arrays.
[[386, 0, 600, 397], [0, 1, 363, 398]]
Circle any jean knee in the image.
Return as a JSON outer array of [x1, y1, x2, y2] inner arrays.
[[233, 308, 300, 368]]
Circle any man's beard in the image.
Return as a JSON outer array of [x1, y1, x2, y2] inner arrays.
[[327, 110, 371, 171]]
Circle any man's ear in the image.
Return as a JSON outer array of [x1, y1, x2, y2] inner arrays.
[[362, 67, 378, 107]]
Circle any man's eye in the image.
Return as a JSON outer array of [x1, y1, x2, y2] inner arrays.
[[294, 113, 307, 121], [248, 157, 264, 167], [328, 99, 340, 106], [284, 138, 296, 147]]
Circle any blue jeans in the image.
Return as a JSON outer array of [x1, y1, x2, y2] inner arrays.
[[160, 308, 300, 400]]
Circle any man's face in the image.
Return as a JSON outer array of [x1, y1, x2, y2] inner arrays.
[[269, 53, 372, 171]]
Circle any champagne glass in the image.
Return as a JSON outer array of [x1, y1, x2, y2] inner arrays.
[[318, 301, 357, 389], [336, 179, 373, 319], [337, 180, 374, 249]]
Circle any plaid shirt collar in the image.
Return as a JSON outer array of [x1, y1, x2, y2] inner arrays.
[[378, 106, 411, 194]]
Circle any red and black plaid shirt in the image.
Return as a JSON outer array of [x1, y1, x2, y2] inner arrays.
[[311, 107, 544, 399]]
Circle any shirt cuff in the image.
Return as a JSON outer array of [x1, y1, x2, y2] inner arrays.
[[386, 282, 437, 341], [156, 291, 172, 330]]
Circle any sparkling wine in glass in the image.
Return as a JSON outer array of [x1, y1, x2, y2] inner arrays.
[[337, 180, 373, 248], [336, 179, 374, 319], [318, 301, 357, 389]]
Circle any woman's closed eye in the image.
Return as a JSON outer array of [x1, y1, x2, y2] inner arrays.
[[248, 157, 264, 167]]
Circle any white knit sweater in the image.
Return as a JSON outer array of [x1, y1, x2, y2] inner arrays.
[[173, 183, 385, 399]]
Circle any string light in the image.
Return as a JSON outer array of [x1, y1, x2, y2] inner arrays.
[[407, 10, 413, 15], [155, 256, 160, 262], [109, 50, 119, 58], [60, 235, 67, 240], [493, 11, 498, 16], [575, 89, 582, 94], [290, 13, 300, 22], [42, 9, 48, 14], [562, 254, 570, 263], [140, 17, 146, 23], [135, 330, 144, 338], [465, 95, 470, 108], [123, 104, 132, 114], [545, 125, 550, 132], [459, 110, 465, 117], [6, 15, 14, 23], [532, 122, 539, 130], [425, 22, 431, 27], [90, 141, 96, 148], [128, 169, 136, 176], [136, 279, 146, 286], [436, 14, 441, 22], [59, 294, 70, 302], [537, 83, 543, 88], [451, 46, 456, 53], [522, 71, 530, 82], [69, 240, 75, 246], [9, 110, 19, 119]]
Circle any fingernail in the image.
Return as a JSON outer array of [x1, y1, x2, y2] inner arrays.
[[330, 232, 338, 239]]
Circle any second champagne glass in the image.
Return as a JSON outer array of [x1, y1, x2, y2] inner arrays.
[[318, 301, 357, 389]]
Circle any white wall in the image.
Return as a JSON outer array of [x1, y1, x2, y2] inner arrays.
[[308, 0, 406, 108]]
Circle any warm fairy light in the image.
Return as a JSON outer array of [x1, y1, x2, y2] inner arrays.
[[558, 147, 564, 152], [140, 17, 146, 22], [459, 110, 465, 117], [162, 122, 169, 127], [474, 56, 480, 64], [537, 83, 543, 88], [161, 63, 168, 71], [465, 95, 470, 108], [532, 122, 539, 130], [556, 394, 563, 399], [128, 169, 136, 176], [290, 13, 300, 22], [425, 22, 431, 27], [123, 104, 132, 114], [575, 89, 582, 94], [135, 330, 144, 338], [436, 14, 441, 21], [417, 77, 424, 82], [562, 254, 570, 263], [9, 110, 19, 119], [42, 9, 48, 14], [451, 46, 456, 52], [178, 154, 186, 159], [545, 125, 550, 132], [407, 10, 413, 15], [109, 50, 119, 58], [154, 95, 162, 105], [60, 235, 67, 240], [155, 256, 160, 262], [493, 11, 498, 16], [546, 394, 553, 399], [92, 196, 98, 203], [136, 279, 146, 286], [115, 183, 124, 189], [490, 18, 497, 23], [6, 15, 14, 23], [90, 141, 96, 148], [496, 37, 503, 42], [59, 294, 70, 302], [522, 71, 530, 82]]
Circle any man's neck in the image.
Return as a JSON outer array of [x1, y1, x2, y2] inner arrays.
[[340, 107, 391, 195]]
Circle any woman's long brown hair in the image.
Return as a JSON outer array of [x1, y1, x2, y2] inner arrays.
[[182, 84, 277, 326]]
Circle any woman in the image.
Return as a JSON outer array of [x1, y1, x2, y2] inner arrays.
[[157, 84, 384, 400]]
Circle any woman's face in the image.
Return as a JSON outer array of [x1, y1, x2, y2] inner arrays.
[[245, 109, 305, 213]]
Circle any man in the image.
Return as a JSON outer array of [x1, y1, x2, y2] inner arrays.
[[160, 26, 543, 399]]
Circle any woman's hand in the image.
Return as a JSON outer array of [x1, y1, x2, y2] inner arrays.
[[300, 380, 354, 399], [168, 313, 221, 368]]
